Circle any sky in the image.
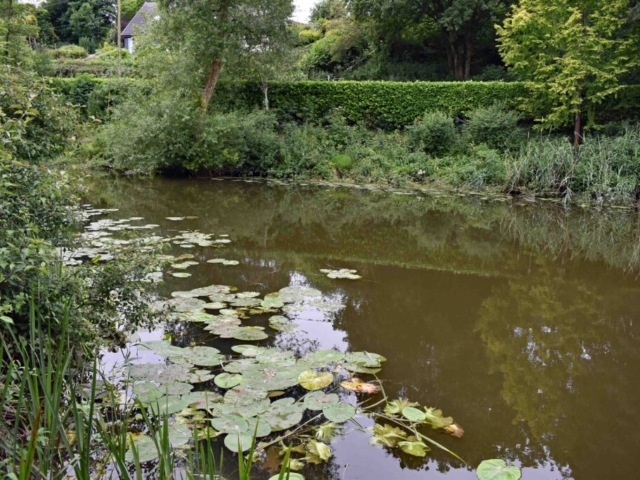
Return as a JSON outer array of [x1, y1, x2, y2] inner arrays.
[[292, 0, 321, 23]]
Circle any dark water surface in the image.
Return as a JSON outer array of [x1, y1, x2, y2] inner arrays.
[[89, 178, 640, 480]]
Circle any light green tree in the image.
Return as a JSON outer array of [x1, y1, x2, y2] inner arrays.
[[497, 0, 638, 144], [155, 0, 293, 110]]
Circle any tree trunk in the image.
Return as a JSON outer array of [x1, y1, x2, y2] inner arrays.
[[445, 33, 472, 81], [202, 58, 223, 110], [573, 108, 582, 146], [464, 38, 473, 80], [261, 83, 269, 111]]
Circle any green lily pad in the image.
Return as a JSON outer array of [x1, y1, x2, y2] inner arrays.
[[402, 407, 427, 423], [304, 392, 339, 411], [231, 345, 265, 357], [127, 363, 190, 384], [268, 474, 304, 480], [320, 268, 362, 280], [398, 440, 429, 457], [262, 297, 284, 309], [303, 349, 345, 366], [222, 260, 239, 266], [236, 292, 260, 299], [224, 433, 254, 453], [167, 423, 192, 446], [137, 340, 186, 358], [263, 398, 305, 431], [171, 272, 192, 278], [245, 417, 272, 438], [181, 391, 223, 409], [166, 217, 185, 221], [211, 414, 250, 434], [181, 311, 217, 323], [255, 348, 296, 366], [229, 327, 269, 341], [203, 302, 227, 310], [125, 434, 158, 463], [132, 383, 163, 404], [207, 258, 228, 264], [174, 346, 223, 367], [298, 370, 334, 391], [278, 286, 322, 303], [268, 315, 298, 332], [209, 293, 236, 302], [224, 385, 269, 406], [345, 352, 387, 368], [476, 460, 522, 480], [422, 407, 454, 429], [215, 373, 243, 389], [323, 403, 356, 423], [223, 359, 261, 374], [157, 382, 194, 396], [212, 398, 270, 418], [186, 369, 215, 383], [231, 298, 262, 308], [167, 297, 206, 312], [242, 368, 303, 391], [342, 363, 381, 374], [147, 396, 194, 415]]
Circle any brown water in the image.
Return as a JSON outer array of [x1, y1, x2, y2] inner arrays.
[[89, 177, 640, 480]]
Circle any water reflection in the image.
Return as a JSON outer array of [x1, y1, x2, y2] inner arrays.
[[88, 177, 640, 479]]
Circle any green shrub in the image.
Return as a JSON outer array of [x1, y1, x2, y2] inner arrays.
[[464, 103, 523, 150], [50, 45, 88, 59], [0, 66, 78, 162], [407, 112, 458, 156], [298, 28, 323, 45]]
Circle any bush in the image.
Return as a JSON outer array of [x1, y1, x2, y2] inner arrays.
[[407, 112, 458, 156], [50, 45, 88, 59], [463, 103, 523, 150], [0, 66, 78, 162], [298, 28, 323, 45]]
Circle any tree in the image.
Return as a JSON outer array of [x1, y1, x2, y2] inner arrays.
[[351, 0, 511, 80], [151, 0, 293, 110], [0, 0, 39, 64], [42, 0, 114, 47], [497, 0, 638, 145]]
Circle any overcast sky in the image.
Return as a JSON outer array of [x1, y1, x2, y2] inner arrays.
[[293, 0, 320, 23]]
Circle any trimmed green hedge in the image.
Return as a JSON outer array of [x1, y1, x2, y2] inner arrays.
[[48, 76, 640, 127]]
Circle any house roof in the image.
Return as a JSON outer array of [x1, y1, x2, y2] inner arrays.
[[121, 2, 158, 38]]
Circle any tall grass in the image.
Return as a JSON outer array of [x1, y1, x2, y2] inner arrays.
[[0, 302, 294, 479]]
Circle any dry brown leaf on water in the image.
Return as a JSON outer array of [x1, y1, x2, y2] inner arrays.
[[443, 422, 465, 438], [340, 377, 381, 394]]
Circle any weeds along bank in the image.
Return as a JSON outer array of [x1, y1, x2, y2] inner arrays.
[[51, 76, 640, 205]]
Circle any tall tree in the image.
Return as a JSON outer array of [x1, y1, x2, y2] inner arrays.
[[351, 0, 511, 80], [43, 0, 114, 46], [497, 0, 638, 145], [155, 0, 293, 110], [0, 0, 39, 64]]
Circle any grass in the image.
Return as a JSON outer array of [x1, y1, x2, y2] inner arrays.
[[0, 301, 294, 480]]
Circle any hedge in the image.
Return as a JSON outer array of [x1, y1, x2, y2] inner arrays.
[[48, 76, 640, 127]]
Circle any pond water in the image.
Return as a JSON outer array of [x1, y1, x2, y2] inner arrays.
[[88, 177, 640, 480]]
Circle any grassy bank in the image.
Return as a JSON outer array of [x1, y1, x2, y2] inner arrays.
[[84, 100, 640, 205]]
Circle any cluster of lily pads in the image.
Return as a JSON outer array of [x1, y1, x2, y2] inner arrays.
[[320, 268, 362, 280]]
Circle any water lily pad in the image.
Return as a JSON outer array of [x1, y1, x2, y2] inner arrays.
[[268, 315, 298, 332], [167, 297, 206, 312], [278, 286, 322, 303], [303, 349, 345, 365], [268, 474, 304, 480], [223, 359, 261, 374], [211, 414, 250, 434], [236, 291, 261, 299], [245, 417, 271, 438], [175, 346, 223, 367], [166, 217, 185, 221], [243, 368, 303, 391], [255, 348, 296, 366], [207, 258, 227, 264], [476, 460, 522, 480], [127, 363, 190, 384], [323, 403, 356, 423], [402, 407, 427, 423], [179, 285, 232, 298], [181, 391, 223, 409], [345, 352, 387, 368], [262, 297, 284, 309], [209, 293, 236, 302], [224, 433, 254, 453], [320, 268, 362, 280], [398, 440, 429, 457], [224, 385, 268, 406], [231, 298, 262, 308], [298, 370, 334, 391], [186, 369, 215, 383], [137, 340, 186, 358], [132, 383, 163, 404], [182, 311, 217, 323], [231, 345, 265, 357], [213, 398, 270, 418], [263, 398, 305, 431], [172, 262, 198, 270], [304, 392, 339, 411], [203, 302, 227, 310], [167, 423, 192, 446], [147, 396, 194, 415], [229, 327, 268, 341], [215, 373, 243, 389], [172, 272, 192, 278], [342, 363, 381, 374], [158, 382, 194, 396], [125, 434, 158, 463]]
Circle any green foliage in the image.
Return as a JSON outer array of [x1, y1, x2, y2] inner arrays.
[[463, 103, 523, 150], [122, 0, 145, 21], [0, 66, 77, 162], [407, 112, 457, 156], [497, 0, 639, 135], [51, 44, 88, 59], [298, 28, 323, 45], [0, 0, 39, 66]]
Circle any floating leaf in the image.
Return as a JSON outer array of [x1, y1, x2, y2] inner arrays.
[[304, 392, 339, 411], [340, 378, 380, 394], [231, 345, 265, 357], [323, 403, 356, 423], [298, 370, 334, 391], [230, 327, 269, 341], [315, 422, 338, 442], [422, 407, 454, 429], [370, 424, 408, 448], [174, 346, 223, 367], [476, 460, 522, 480], [402, 407, 427, 423], [342, 363, 381, 374], [132, 383, 163, 404], [215, 373, 243, 389], [269, 473, 304, 480], [186, 369, 215, 383], [158, 382, 194, 396], [171, 272, 192, 278], [147, 396, 194, 415], [166, 217, 185, 221], [203, 302, 227, 310], [321, 268, 362, 280], [181, 391, 223, 409], [224, 385, 269, 406], [304, 349, 345, 365], [212, 399, 270, 418], [127, 363, 190, 384], [256, 349, 296, 366], [167, 297, 206, 312], [268, 315, 298, 332], [125, 434, 158, 463], [384, 398, 419, 415], [345, 352, 387, 368], [398, 440, 429, 457], [211, 414, 250, 434], [262, 297, 284, 309], [167, 424, 192, 446], [263, 398, 305, 431], [224, 433, 254, 453], [245, 417, 271, 438]]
